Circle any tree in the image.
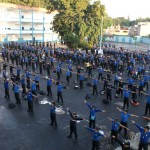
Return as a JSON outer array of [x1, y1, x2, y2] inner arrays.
[[51, 0, 109, 48]]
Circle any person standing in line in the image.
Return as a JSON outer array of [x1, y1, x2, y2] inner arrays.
[[143, 93, 150, 116], [84, 100, 105, 129], [116, 107, 138, 139], [67, 109, 84, 143], [56, 65, 61, 80], [49, 101, 57, 128], [20, 75, 26, 95], [66, 69, 71, 84], [4, 79, 10, 100], [85, 126, 105, 150], [92, 78, 99, 96], [34, 74, 40, 91], [107, 117, 128, 145], [14, 83, 21, 106], [132, 120, 150, 150], [79, 74, 84, 89], [47, 77, 53, 97], [27, 91, 33, 113], [57, 83, 65, 104]]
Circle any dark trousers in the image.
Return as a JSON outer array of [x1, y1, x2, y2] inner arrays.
[[47, 85, 52, 96], [144, 82, 148, 90], [106, 93, 112, 101], [111, 130, 118, 144], [69, 126, 77, 139], [145, 103, 150, 115], [138, 143, 148, 150], [93, 85, 98, 95], [92, 140, 100, 150], [36, 81, 40, 91], [98, 73, 102, 80], [123, 97, 129, 109], [5, 89, 10, 99], [66, 76, 70, 84], [22, 84, 26, 94], [80, 80, 83, 89], [89, 117, 96, 129], [15, 93, 21, 105], [28, 101, 33, 112], [114, 80, 118, 87], [57, 72, 60, 80], [50, 113, 57, 126], [118, 121, 128, 136], [27, 78, 30, 89], [57, 92, 63, 103]]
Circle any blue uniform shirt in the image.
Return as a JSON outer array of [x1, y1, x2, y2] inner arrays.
[[86, 102, 102, 120], [57, 84, 64, 92], [123, 89, 130, 98], [134, 123, 150, 144], [14, 85, 19, 94], [79, 75, 84, 81], [31, 83, 36, 91], [86, 127, 104, 141], [111, 121, 120, 131], [27, 92, 33, 101], [66, 70, 71, 77], [147, 95, 150, 104], [20, 78, 25, 85], [50, 105, 56, 114], [93, 79, 98, 86], [35, 75, 40, 82], [121, 112, 131, 122], [47, 79, 52, 86], [4, 81, 9, 89]]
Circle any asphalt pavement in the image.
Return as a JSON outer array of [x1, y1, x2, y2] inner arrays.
[[0, 59, 149, 150]]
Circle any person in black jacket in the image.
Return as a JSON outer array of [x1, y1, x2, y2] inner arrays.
[[67, 109, 84, 143]]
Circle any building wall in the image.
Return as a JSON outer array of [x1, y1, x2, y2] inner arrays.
[[105, 35, 150, 45], [0, 3, 59, 43]]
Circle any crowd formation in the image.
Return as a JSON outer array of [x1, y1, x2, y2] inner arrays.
[[1, 42, 150, 150]]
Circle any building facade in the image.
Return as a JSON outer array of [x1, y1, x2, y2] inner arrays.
[[0, 3, 59, 43], [129, 22, 150, 36]]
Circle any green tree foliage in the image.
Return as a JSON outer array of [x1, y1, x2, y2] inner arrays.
[[52, 0, 111, 48], [113, 17, 150, 27]]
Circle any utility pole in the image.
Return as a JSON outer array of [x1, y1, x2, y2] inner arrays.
[[99, 15, 103, 50]]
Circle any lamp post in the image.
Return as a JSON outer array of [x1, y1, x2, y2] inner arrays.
[[148, 34, 150, 50], [99, 15, 103, 50]]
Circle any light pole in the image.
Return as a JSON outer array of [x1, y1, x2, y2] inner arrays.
[[99, 15, 103, 50], [148, 34, 150, 50]]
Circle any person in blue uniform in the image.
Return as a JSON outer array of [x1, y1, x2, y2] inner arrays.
[[107, 117, 128, 145], [14, 83, 21, 105], [27, 91, 33, 113], [57, 83, 65, 103], [116, 107, 138, 139], [4, 79, 10, 100], [47, 77, 53, 96], [49, 101, 57, 128], [85, 126, 105, 150], [84, 100, 105, 129], [92, 78, 99, 96], [132, 120, 150, 150]]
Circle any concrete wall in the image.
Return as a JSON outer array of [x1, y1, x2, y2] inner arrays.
[[105, 35, 150, 45]]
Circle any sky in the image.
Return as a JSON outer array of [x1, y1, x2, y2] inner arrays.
[[92, 0, 150, 20]]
